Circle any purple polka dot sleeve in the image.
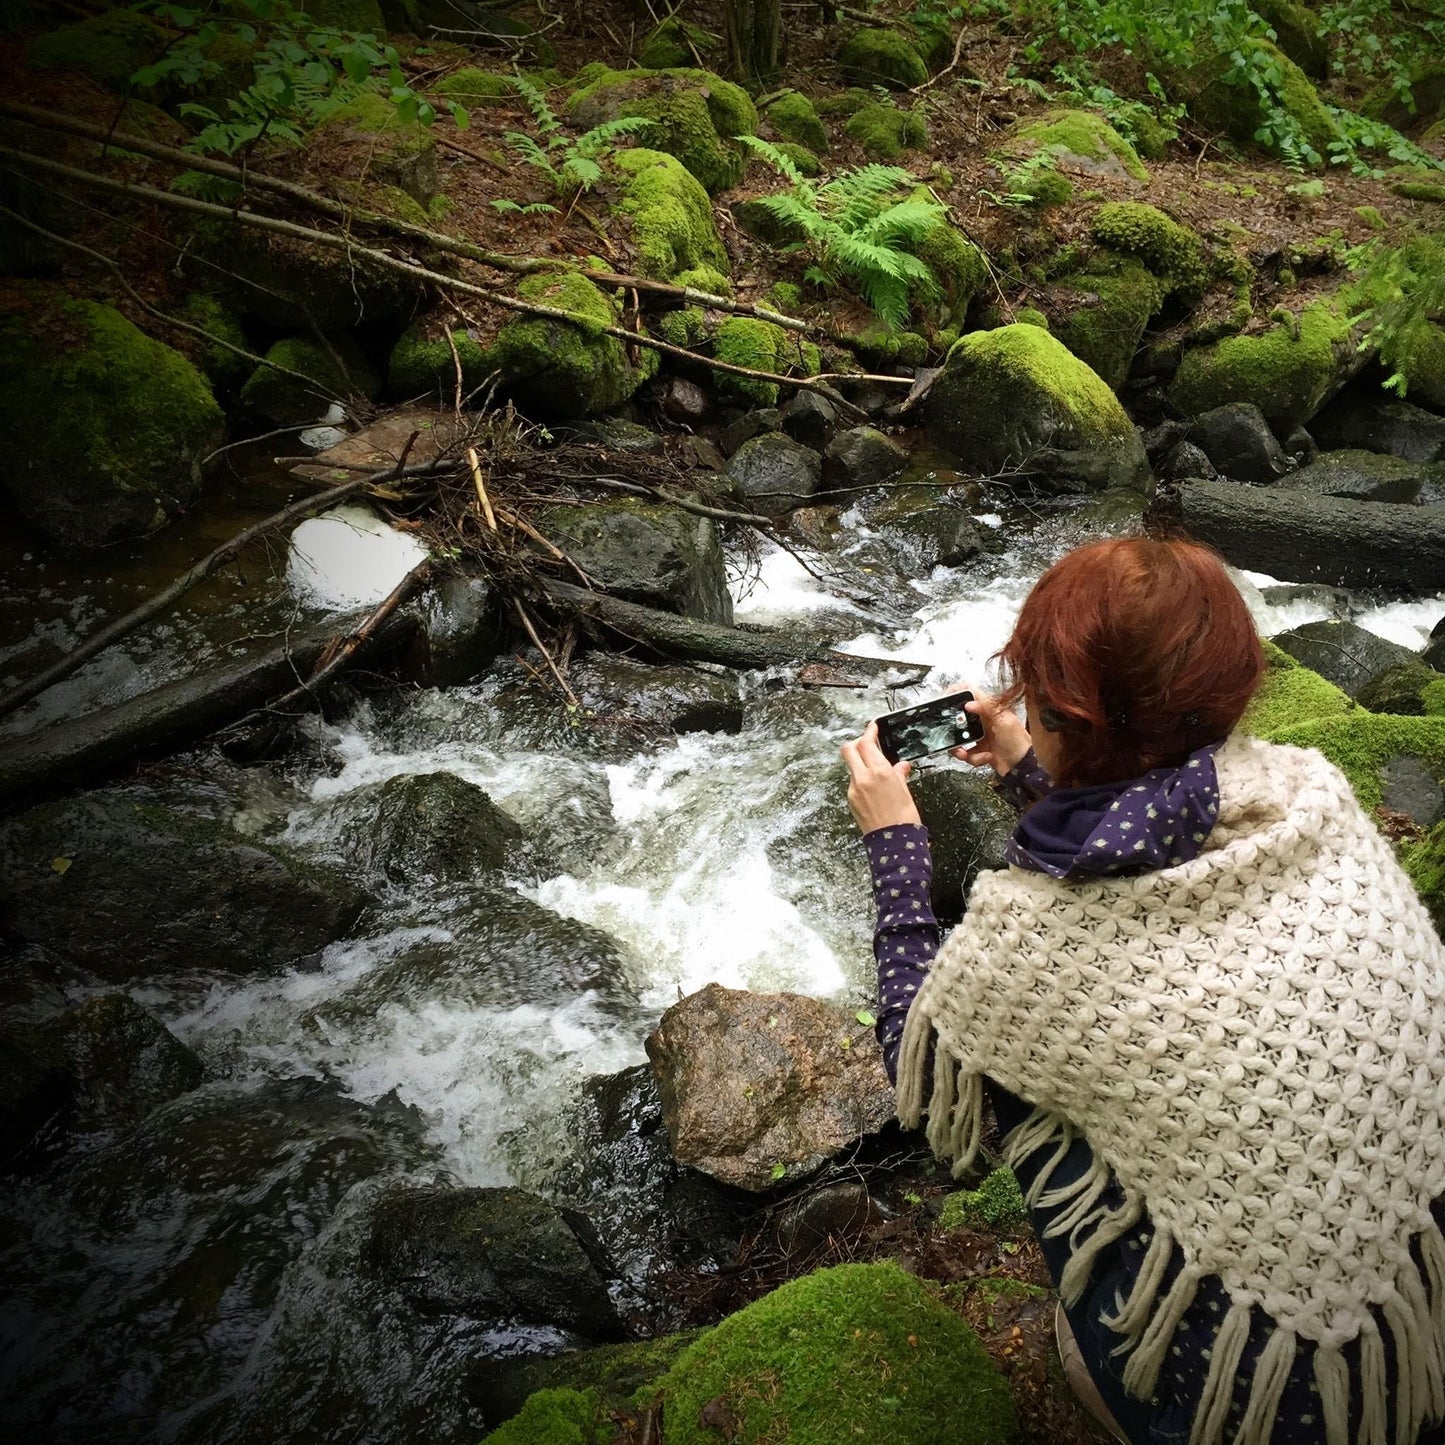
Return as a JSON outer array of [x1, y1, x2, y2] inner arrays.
[[862, 823, 939, 1085], [998, 747, 1054, 812]]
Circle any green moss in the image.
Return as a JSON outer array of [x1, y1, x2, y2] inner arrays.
[[767, 91, 829, 154], [1019, 165, 1074, 206], [656, 307, 708, 347], [1357, 663, 1445, 717], [484, 1387, 608, 1445], [29, 11, 168, 91], [386, 316, 489, 397], [1267, 714, 1445, 810], [0, 289, 223, 548], [815, 89, 873, 119], [432, 67, 511, 106], [712, 317, 820, 406], [1090, 201, 1207, 300], [1168, 296, 1354, 429], [651, 1263, 1017, 1445], [1253, 0, 1329, 77], [1185, 39, 1340, 158], [768, 282, 804, 314], [1241, 642, 1356, 739], [1011, 109, 1148, 183], [300, 0, 386, 29], [1128, 108, 1176, 160], [852, 325, 929, 367], [938, 1168, 1028, 1233], [1355, 204, 1387, 231], [675, 265, 733, 299], [1425, 680, 1445, 718], [638, 17, 715, 70], [1014, 307, 1049, 329], [176, 293, 251, 396], [1402, 823, 1445, 936], [1393, 179, 1445, 204], [239, 334, 376, 423], [1362, 59, 1445, 129], [844, 102, 927, 160], [839, 27, 929, 90], [1050, 255, 1164, 393], [773, 141, 822, 177], [567, 68, 757, 194], [612, 147, 728, 282], [312, 91, 436, 204], [490, 269, 656, 418], [912, 213, 988, 328]]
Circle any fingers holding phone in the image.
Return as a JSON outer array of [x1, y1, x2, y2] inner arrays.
[[840, 722, 921, 834], [952, 690, 1032, 776]]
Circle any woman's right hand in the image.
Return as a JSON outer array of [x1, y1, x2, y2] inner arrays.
[[953, 690, 1033, 777]]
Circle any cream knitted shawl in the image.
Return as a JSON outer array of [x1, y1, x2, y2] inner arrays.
[[895, 733, 1445, 1445]]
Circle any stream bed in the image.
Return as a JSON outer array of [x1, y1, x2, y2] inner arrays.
[[3, 469, 1443, 1444]]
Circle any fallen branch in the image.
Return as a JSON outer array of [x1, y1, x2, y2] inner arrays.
[[514, 598, 581, 707], [538, 578, 929, 684], [0, 144, 868, 414], [0, 450, 446, 722], [468, 446, 498, 530]]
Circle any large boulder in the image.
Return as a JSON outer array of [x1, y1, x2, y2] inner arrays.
[[0, 790, 368, 980], [1276, 449, 1444, 504], [1049, 255, 1164, 392], [611, 147, 729, 281], [924, 324, 1151, 492], [910, 770, 1017, 923], [364, 1182, 620, 1338], [839, 27, 929, 89], [1310, 393, 1445, 463], [1187, 402, 1290, 483], [823, 425, 908, 494], [0, 287, 224, 549], [723, 431, 824, 513], [538, 499, 732, 623], [1006, 108, 1148, 183], [647, 1263, 1019, 1445], [1271, 619, 1419, 699], [645, 983, 895, 1192]]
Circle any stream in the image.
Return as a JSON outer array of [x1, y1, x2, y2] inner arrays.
[[3, 463, 1444, 1444]]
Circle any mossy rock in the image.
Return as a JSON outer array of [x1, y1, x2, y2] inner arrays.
[[432, 67, 512, 107], [1049, 255, 1164, 392], [1357, 663, 1445, 718], [1362, 60, 1445, 130], [489, 269, 657, 419], [1090, 201, 1208, 301], [301, 0, 386, 29], [483, 1387, 607, 1444], [1387, 236, 1445, 406], [838, 28, 929, 90], [648, 1262, 1019, 1445], [1008, 109, 1148, 184], [713, 317, 821, 407], [1169, 297, 1356, 429], [767, 92, 829, 154], [238, 334, 377, 425], [1181, 38, 1340, 159], [637, 17, 715, 71], [1393, 176, 1445, 204], [0, 287, 224, 550], [174, 293, 252, 397], [912, 214, 988, 330], [1403, 823, 1445, 936], [29, 10, 169, 92], [850, 325, 929, 369], [938, 1168, 1028, 1233], [772, 141, 822, 177], [611, 147, 728, 282], [311, 91, 437, 206], [1252, 0, 1329, 78], [924, 323, 1150, 491], [815, 89, 873, 119], [844, 102, 927, 160], [1266, 714, 1445, 811], [675, 264, 733, 298], [567, 67, 757, 194], [1240, 640, 1356, 739], [657, 306, 708, 347], [386, 312, 487, 398]]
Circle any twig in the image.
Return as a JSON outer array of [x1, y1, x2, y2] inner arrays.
[[911, 25, 969, 95], [433, 130, 510, 174], [202, 422, 335, 470], [445, 324, 466, 420], [0, 450, 441, 721], [493, 504, 595, 588], [514, 598, 581, 707], [468, 446, 498, 530]]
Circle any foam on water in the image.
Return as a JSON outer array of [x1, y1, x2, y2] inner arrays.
[[730, 543, 862, 623], [287, 504, 430, 612], [1354, 595, 1445, 649]]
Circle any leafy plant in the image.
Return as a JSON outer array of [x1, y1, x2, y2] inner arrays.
[[503, 75, 654, 195], [132, 0, 466, 156], [739, 135, 945, 328], [1346, 234, 1445, 399], [491, 198, 559, 216]]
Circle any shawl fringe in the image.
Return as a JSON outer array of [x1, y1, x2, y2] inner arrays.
[[894, 1019, 1445, 1445]]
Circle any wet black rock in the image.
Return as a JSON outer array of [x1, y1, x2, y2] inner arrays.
[[722, 431, 823, 513], [365, 1183, 620, 1338], [1424, 619, 1445, 673], [882, 503, 988, 570], [554, 417, 665, 454], [1272, 620, 1419, 698], [0, 1005, 68, 1168], [779, 390, 838, 451], [823, 425, 908, 495], [659, 376, 710, 425], [1187, 403, 1289, 484], [401, 573, 503, 688], [55, 992, 202, 1129], [362, 771, 525, 886], [1381, 755, 1445, 829], [0, 790, 369, 980], [718, 407, 782, 456], [910, 769, 1016, 922], [1310, 394, 1445, 464], [1158, 440, 1219, 483], [1356, 662, 1445, 717], [573, 654, 745, 735], [1282, 426, 1319, 465], [538, 499, 733, 624], [1275, 449, 1441, 504], [773, 1180, 888, 1260]]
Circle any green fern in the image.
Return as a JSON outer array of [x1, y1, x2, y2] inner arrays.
[[741, 135, 943, 328], [504, 77, 654, 195]]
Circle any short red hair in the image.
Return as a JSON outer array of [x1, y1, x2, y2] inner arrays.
[[996, 537, 1265, 787]]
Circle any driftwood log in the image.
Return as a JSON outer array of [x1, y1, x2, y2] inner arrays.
[[1163, 481, 1445, 591], [539, 579, 930, 684]]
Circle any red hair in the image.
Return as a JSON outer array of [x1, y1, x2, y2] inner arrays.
[[996, 537, 1265, 787]]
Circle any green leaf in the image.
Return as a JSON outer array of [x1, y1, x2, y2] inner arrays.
[[770, 1162, 787, 1180], [855, 1008, 876, 1027], [51, 857, 71, 875]]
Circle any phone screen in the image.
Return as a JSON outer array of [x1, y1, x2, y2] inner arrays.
[[875, 693, 983, 764]]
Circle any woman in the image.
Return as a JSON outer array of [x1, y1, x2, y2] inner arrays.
[[840, 537, 1445, 1445]]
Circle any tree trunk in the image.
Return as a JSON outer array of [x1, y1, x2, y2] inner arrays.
[[724, 0, 783, 85]]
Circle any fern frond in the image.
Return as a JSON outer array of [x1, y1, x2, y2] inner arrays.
[[560, 154, 603, 192], [757, 193, 830, 241], [510, 74, 561, 137], [737, 133, 814, 197], [574, 114, 656, 156], [505, 131, 553, 168], [856, 200, 946, 248]]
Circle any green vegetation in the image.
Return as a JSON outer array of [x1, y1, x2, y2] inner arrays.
[[1357, 663, 1445, 717], [767, 92, 829, 154], [386, 315, 489, 398], [712, 317, 820, 405], [938, 1168, 1029, 1232], [1241, 641, 1356, 739], [483, 1388, 609, 1445], [30, 8, 169, 91], [740, 138, 944, 327], [176, 293, 251, 396], [1009, 109, 1149, 183], [431, 68, 510, 107], [1349, 232, 1445, 404], [1090, 202, 1207, 300], [839, 27, 930, 90], [611, 148, 729, 281], [238, 334, 376, 423], [845, 101, 929, 161], [638, 16, 716, 70], [1050, 255, 1164, 391], [1268, 714, 1445, 810], [648, 1263, 1019, 1445], [505, 76, 655, 195], [1403, 824, 1445, 936]]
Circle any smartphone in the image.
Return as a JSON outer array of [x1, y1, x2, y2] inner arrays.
[[874, 692, 984, 765]]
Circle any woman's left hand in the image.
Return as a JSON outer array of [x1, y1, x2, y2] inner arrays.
[[840, 722, 922, 834]]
